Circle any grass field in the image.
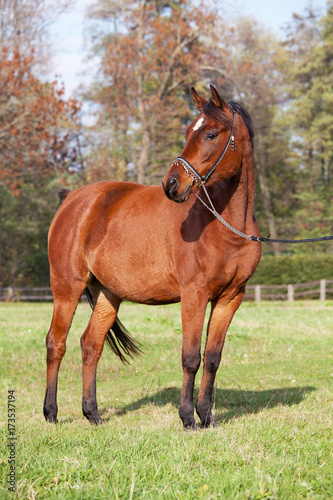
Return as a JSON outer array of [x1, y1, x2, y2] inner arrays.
[[0, 300, 332, 499]]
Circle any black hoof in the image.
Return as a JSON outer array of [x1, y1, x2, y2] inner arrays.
[[183, 422, 198, 431], [88, 416, 102, 425], [82, 400, 102, 424], [200, 418, 216, 429], [44, 415, 58, 423], [43, 404, 58, 423]]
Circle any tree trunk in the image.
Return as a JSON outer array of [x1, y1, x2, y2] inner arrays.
[[256, 134, 281, 256], [136, 1, 150, 185], [137, 128, 150, 184]]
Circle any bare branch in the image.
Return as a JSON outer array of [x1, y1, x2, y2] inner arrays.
[[157, 32, 200, 101]]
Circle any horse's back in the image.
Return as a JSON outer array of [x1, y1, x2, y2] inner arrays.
[[48, 181, 137, 259], [50, 180, 163, 237]]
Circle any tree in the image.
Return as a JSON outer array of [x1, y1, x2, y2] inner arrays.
[[85, 0, 227, 184], [0, 48, 81, 195], [0, 171, 83, 287], [210, 17, 297, 255], [282, 2, 333, 247], [285, 3, 333, 188], [0, 0, 70, 70], [0, 0, 83, 286]]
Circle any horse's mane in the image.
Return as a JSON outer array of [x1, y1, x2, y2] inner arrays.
[[203, 99, 255, 147], [228, 101, 255, 147]]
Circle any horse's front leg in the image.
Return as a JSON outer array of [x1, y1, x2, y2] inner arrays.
[[179, 290, 207, 429], [196, 290, 245, 427]]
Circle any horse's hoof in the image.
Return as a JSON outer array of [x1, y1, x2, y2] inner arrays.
[[196, 404, 213, 428], [183, 420, 198, 431], [83, 412, 102, 425], [83, 409, 102, 425], [43, 405, 58, 423], [89, 416, 103, 425], [44, 415, 58, 424], [82, 413, 102, 425], [200, 419, 216, 429]]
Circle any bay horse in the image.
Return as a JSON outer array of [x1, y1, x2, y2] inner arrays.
[[44, 86, 261, 429]]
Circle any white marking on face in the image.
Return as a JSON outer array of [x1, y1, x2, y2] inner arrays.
[[192, 117, 204, 131]]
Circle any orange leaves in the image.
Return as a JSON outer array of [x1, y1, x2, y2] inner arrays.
[[86, 0, 226, 182], [0, 47, 81, 194]]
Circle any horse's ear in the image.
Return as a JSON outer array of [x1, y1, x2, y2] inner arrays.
[[210, 85, 228, 110], [191, 87, 208, 112]]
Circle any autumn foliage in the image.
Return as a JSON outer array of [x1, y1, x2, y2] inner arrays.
[[0, 48, 80, 195], [86, 0, 225, 184]]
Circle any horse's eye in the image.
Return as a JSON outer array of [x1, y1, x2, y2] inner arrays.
[[205, 133, 217, 141]]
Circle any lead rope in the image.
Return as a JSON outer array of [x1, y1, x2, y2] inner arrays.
[[196, 185, 333, 244], [196, 185, 254, 241]]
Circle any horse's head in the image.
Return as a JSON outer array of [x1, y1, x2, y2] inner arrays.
[[163, 86, 251, 203]]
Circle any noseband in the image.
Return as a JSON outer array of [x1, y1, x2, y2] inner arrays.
[[173, 104, 236, 188]]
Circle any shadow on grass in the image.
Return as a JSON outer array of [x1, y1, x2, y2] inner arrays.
[[100, 385, 316, 423]]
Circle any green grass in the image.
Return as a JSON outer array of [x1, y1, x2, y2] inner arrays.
[[0, 301, 332, 499]]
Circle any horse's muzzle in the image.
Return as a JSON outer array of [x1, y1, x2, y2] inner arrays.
[[162, 177, 191, 203]]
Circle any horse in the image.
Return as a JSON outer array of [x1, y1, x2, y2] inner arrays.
[[43, 85, 261, 429]]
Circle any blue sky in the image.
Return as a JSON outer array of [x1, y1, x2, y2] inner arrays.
[[241, 0, 327, 31], [48, 0, 329, 98]]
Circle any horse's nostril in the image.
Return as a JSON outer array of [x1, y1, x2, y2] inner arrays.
[[168, 177, 178, 193]]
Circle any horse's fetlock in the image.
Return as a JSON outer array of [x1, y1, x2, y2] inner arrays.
[[82, 399, 101, 424], [196, 399, 212, 426], [179, 404, 196, 429]]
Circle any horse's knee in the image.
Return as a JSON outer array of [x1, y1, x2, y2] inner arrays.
[[182, 351, 201, 374], [204, 350, 221, 373]]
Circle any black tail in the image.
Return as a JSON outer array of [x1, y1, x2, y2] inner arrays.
[[59, 188, 71, 205], [85, 288, 142, 364]]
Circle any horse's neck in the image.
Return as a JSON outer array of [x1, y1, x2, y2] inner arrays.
[[210, 151, 256, 232]]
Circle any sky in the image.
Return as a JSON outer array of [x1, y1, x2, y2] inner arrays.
[[48, 0, 329, 99]]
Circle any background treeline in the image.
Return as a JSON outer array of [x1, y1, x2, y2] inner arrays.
[[250, 254, 333, 285], [0, 0, 332, 287]]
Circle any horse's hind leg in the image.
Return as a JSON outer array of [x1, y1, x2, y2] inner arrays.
[[44, 285, 85, 422], [179, 288, 207, 429], [81, 288, 121, 424], [196, 290, 245, 427]]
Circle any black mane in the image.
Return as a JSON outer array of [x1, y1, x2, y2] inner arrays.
[[228, 101, 255, 147], [203, 99, 254, 147]]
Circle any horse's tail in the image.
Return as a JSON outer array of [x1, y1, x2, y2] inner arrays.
[[58, 188, 71, 205], [85, 288, 142, 364]]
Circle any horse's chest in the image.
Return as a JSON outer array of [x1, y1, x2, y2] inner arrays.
[[175, 240, 256, 298]]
